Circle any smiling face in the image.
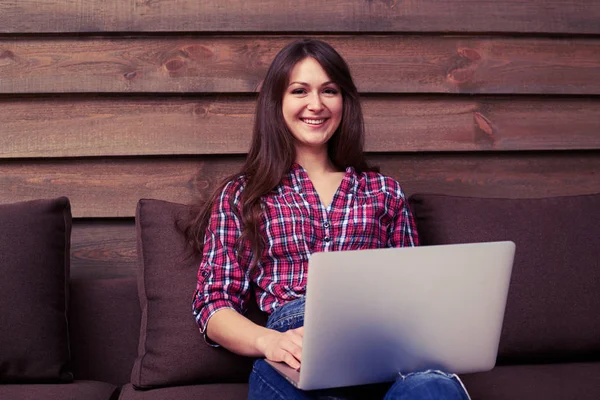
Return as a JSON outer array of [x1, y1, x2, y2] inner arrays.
[[282, 57, 343, 157]]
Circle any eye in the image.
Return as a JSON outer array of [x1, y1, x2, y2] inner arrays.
[[291, 88, 307, 95], [323, 87, 339, 95]]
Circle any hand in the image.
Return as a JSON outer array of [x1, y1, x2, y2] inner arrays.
[[257, 326, 304, 370]]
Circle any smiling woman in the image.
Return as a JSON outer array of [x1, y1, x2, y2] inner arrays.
[[185, 39, 470, 400]]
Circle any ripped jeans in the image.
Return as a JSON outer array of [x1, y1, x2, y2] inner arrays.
[[248, 297, 471, 400]]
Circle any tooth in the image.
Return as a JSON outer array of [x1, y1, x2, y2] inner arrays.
[[304, 119, 324, 125]]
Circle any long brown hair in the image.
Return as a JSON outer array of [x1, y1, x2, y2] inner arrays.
[[185, 39, 377, 267]]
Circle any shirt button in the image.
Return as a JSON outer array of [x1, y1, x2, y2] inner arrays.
[[324, 237, 331, 243], [324, 222, 330, 228], [201, 271, 209, 277]]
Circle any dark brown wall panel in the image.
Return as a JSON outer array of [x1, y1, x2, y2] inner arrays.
[[71, 220, 137, 278], [1, 153, 599, 218], [2, 36, 599, 95], [2, 96, 599, 158], [2, 0, 600, 281], [1, 0, 599, 34]]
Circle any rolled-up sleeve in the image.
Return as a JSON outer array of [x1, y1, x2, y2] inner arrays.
[[387, 185, 419, 248], [192, 179, 252, 339]]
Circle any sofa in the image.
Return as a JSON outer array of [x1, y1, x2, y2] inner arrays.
[[1, 193, 599, 399]]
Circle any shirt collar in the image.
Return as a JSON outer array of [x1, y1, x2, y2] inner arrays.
[[284, 163, 356, 195]]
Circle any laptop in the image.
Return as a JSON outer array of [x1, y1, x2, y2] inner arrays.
[[265, 241, 516, 391]]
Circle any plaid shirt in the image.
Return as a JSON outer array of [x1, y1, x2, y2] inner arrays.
[[193, 163, 419, 334]]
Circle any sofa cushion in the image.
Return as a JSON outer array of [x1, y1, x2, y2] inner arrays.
[[132, 199, 267, 389], [0, 380, 118, 400], [119, 383, 248, 400], [122, 363, 600, 400], [461, 362, 600, 400], [0, 197, 73, 382], [408, 193, 600, 363]]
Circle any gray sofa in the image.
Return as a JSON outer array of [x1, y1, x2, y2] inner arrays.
[[1, 193, 599, 399]]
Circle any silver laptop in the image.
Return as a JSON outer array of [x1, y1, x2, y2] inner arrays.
[[265, 241, 515, 391]]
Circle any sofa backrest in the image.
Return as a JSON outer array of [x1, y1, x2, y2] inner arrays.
[[69, 277, 141, 386], [62, 192, 600, 387], [408, 192, 600, 364]]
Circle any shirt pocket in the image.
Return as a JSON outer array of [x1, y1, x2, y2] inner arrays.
[[344, 191, 394, 249], [262, 192, 314, 259]]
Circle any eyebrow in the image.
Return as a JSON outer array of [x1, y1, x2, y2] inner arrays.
[[288, 80, 337, 87]]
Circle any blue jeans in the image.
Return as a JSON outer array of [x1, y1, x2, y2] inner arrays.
[[248, 298, 471, 400]]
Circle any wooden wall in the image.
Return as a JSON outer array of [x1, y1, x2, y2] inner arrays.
[[1, 1, 599, 279]]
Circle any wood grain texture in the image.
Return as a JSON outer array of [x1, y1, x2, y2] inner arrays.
[[2, 36, 599, 94], [2, 96, 599, 158], [71, 220, 137, 278], [1, 153, 599, 218], [1, 0, 599, 34]]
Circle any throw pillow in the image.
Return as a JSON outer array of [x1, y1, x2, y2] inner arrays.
[[132, 199, 266, 389], [0, 197, 73, 382]]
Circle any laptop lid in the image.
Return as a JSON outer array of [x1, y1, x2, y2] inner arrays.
[[286, 241, 516, 390]]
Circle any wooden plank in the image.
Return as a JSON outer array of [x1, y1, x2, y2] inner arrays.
[[2, 96, 600, 158], [71, 219, 137, 279], [2, 36, 600, 95], [1, 0, 599, 34], [1, 153, 599, 218]]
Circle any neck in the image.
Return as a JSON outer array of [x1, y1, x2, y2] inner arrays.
[[295, 146, 335, 176]]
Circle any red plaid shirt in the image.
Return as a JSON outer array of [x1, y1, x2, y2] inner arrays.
[[193, 163, 419, 334]]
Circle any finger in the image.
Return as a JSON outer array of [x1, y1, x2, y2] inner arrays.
[[282, 340, 302, 362], [283, 352, 301, 370]]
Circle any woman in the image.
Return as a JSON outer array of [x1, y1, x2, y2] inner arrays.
[[188, 39, 470, 400]]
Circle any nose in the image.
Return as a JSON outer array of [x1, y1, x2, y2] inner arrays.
[[306, 92, 324, 112]]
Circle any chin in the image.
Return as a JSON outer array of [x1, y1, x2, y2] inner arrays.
[[300, 137, 331, 147]]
